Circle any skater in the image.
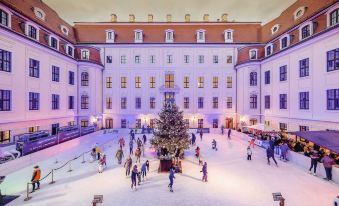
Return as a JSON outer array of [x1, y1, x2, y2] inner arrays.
[[221, 125, 225, 135], [137, 170, 141, 185], [195, 146, 200, 158], [118, 137, 125, 149], [131, 165, 138, 190], [135, 147, 141, 163], [309, 150, 319, 176], [131, 132, 135, 142], [141, 162, 147, 181], [141, 144, 145, 157], [31, 165, 41, 192], [146, 160, 150, 172], [266, 147, 278, 166], [101, 153, 107, 166], [90, 148, 96, 162], [321, 153, 335, 181], [124, 156, 133, 176], [201, 162, 208, 182], [247, 146, 252, 160], [115, 148, 124, 164], [129, 139, 134, 155], [280, 142, 289, 161], [95, 145, 102, 160], [143, 134, 147, 145], [227, 129, 232, 139], [137, 138, 142, 148], [249, 137, 255, 148], [168, 167, 175, 192], [212, 139, 217, 151], [98, 154, 106, 173], [191, 133, 196, 146], [199, 130, 203, 141]]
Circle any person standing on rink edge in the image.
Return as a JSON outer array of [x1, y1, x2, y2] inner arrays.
[[31, 165, 41, 193]]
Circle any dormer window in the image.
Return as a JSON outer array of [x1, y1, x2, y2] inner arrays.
[[294, 6, 306, 20], [25, 23, 39, 41], [280, 34, 290, 49], [81, 49, 90, 60], [33, 7, 46, 21], [249, 49, 258, 60], [327, 6, 339, 27], [0, 8, 11, 27], [265, 44, 273, 57], [65, 44, 74, 57], [299, 22, 313, 40], [60, 25, 69, 36], [196, 29, 205, 43], [165, 29, 174, 43], [106, 30, 115, 43], [271, 24, 280, 35], [224, 29, 233, 43], [134, 30, 143, 43], [49, 36, 59, 50]]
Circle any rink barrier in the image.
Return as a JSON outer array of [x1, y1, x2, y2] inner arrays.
[[23, 137, 116, 202]]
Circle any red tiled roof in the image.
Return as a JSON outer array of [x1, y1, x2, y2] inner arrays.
[[74, 23, 262, 44]]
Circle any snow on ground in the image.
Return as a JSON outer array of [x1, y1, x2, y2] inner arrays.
[[2, 131, 338, 206]]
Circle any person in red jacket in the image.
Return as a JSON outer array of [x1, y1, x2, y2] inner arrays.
[[31, 165, 41, 192]]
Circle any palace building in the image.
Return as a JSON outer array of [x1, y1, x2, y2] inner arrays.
[[0, 0, 338, 143]]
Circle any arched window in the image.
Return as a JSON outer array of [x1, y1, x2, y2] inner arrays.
[[330, 8, 339, 26], [249, 72, 257, 86], [81, 72, 89, 86], [81, 95, 89, 109]]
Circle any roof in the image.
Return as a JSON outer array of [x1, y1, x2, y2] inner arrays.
[[74, 22, 262, 44], [260, 0, 336, 43], [1, 0, 76, 43], [289, 131, 339, 154]]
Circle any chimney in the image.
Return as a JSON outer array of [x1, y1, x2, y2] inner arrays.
[[129, 14, 135, 22], [166, 14, 172, 22], [148, 14, 153, 22], [203, 14, 209, 22], [111, 14, 117, 22], [221, 13, 228, 22], [185, 14, 190, 22]]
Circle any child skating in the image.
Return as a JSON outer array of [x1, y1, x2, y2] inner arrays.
[[168, 167, 175, 192]]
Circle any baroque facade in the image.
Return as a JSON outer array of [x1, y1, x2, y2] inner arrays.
[[0, 0, 338, 143]]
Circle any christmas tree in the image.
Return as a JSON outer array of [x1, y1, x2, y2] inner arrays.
[[151, 101, 190, 155]]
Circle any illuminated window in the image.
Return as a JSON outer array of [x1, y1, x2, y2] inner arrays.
[[183, 76, 189, 88], [0, 130, 11, 143], [121, 77, 127, 88], [198, 76, 204, 88], [150, 76, 156, 88], [212, 76, 218, 88], [165, 74, 174, 88], [227, 76, 232, 88], [106, 77, 112, 88], [135, 76, 141, 88], [106, 97, 112, 109]]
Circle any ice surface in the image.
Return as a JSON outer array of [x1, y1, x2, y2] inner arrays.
[[2, 131, 338, 206]]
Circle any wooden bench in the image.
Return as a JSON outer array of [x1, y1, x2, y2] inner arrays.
[[92, 195, 103, 206]]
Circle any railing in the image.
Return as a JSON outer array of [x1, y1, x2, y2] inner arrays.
[[23, 137, 115, 201]]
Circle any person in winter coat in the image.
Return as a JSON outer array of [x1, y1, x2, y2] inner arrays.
[[212, 139, 217, 151], [131, 165, 138, 190], [90, 148, 96, 162], [199, 130, 203, 141], [227, 129, 232, 139], [195, 146, 200, 159], [143, 134, 147, 145], [131, 132, 135, 142], [146, 160, 150, 172], [168, 167, 175, 192], [247, 146, 252, 160], [129, 140, 134, 155], [221, 125, 225, 135], [321, 153, 335, 181], [309, 150, 319, 175], [31, 165, 41, 192], [201, 162, 208, 182], [249, 138, 255, 148], [266, 147, 278, 166], [191, 133, 196, 146], [280, 142, 289, 161], [118, 138, 125, 149], [98, 154, 106, 173], [137, 138, 142, 148], [141, 162, 147, 181], [135, 148, 141, 163], [95, 146, 102, 160], [124, 156, 133, 176], [116, 148, 124, 164]]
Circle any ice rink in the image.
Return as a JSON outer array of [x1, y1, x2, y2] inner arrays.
[[2, 130, 338, 206]]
